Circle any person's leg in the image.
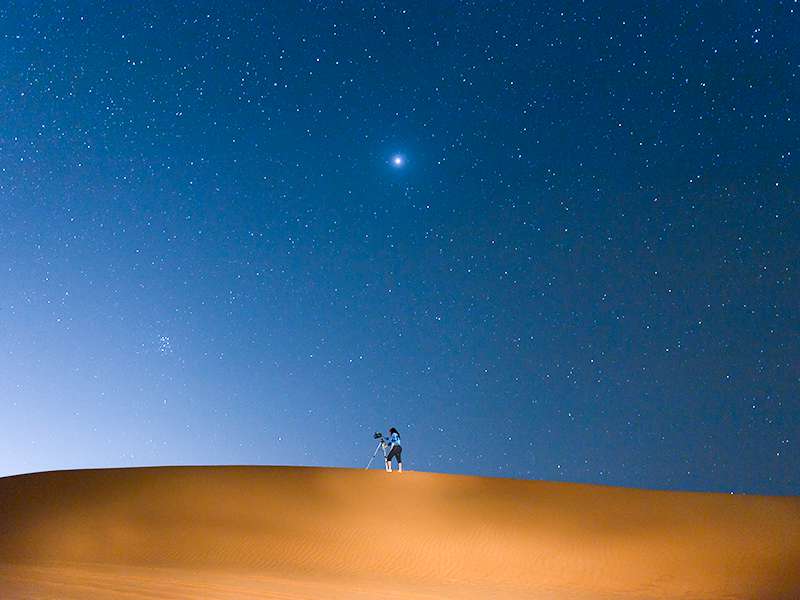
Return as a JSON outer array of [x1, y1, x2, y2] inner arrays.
[[397, 447, 403, 472], [386, 446, 400, 472]]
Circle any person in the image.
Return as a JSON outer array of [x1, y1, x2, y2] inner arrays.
[[384, 427, 402, 473]]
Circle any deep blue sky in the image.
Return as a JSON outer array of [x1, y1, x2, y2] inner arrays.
[[1, 2, 797, 494]]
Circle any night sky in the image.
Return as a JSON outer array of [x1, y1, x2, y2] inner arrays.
[[1, 2, 798, 495]]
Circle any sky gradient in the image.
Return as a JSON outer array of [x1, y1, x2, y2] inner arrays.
[[1, 1, 798, 494]]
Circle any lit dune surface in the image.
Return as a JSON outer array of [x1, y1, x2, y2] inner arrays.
[[1, 466, 799, 599]]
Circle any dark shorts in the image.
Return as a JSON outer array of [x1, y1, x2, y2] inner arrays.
[[386, 445, 402, 464]]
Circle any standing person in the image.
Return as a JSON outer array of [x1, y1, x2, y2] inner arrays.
[[385, 427, 402, 473]]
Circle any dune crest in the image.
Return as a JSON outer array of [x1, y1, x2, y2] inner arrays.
[[1, 466, 798, 599]]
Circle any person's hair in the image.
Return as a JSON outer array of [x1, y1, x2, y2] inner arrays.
[[389, 427, 399, 435]]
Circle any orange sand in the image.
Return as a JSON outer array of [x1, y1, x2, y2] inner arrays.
[[0, 466, 798, 599]]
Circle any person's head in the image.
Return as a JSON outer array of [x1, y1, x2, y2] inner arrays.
[[389, 427, 399, 436]]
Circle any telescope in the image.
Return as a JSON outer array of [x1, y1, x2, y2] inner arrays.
[[366, 432, 387, 469]]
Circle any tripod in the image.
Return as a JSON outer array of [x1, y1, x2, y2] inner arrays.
[[365, 440, 387, 470]]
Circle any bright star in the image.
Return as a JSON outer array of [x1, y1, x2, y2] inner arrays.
[[391, 154, 405, 167]]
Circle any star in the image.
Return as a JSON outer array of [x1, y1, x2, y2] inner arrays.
[[390, 154, 405, 167]]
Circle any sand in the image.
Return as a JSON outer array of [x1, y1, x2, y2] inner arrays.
[[0, 466, 798, 599]]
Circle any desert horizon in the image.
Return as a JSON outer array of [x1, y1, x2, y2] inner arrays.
[[1, 465, 798, 599]]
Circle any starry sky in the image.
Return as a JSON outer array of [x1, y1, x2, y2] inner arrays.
[[1, 2, 797, 495]]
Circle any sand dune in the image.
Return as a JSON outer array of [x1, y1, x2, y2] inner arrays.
[[0, 466, 798, 599]]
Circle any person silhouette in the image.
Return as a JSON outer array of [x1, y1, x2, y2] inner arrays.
[[384, 427, 402, 473]]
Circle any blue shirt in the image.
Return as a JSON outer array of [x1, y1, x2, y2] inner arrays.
[[388, 432, 401, 448]]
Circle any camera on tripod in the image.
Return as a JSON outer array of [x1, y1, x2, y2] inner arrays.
[[366, 432, 387, 469]]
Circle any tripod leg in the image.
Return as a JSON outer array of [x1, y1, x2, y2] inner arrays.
[[365, 442, 384, 470]]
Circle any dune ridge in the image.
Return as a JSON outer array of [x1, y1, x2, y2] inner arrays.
[[1, 466, 798, 599]]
